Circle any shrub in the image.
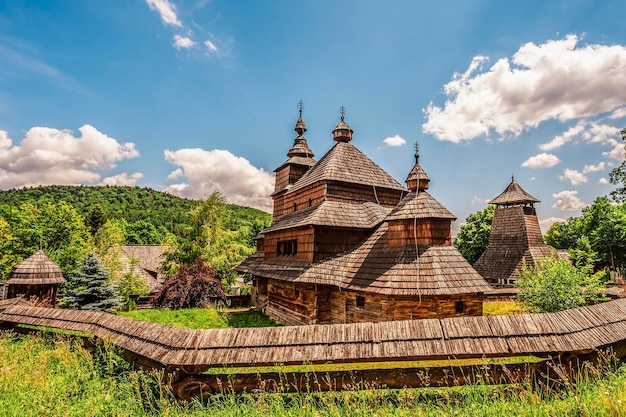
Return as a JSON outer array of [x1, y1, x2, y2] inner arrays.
[[515, 256, 605, 313], [150, 259, 225, 309]]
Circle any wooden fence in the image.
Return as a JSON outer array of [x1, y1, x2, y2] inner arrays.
[[1, 298, 626, 399]]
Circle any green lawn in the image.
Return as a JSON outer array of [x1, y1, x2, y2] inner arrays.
[[118, 307, 280, 329]]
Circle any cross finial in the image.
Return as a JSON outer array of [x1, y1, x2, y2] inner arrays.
[[512, 174, 515, 183], [298, 100, 304, 116], [340, 105, 346, 120], [413, 141, 420, 164]]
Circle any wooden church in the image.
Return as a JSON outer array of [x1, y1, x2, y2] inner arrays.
[[236, 109, 492, 325], [473, 178, 552, 287]]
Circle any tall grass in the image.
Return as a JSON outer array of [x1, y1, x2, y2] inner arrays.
[[1, 331, 626, 416]]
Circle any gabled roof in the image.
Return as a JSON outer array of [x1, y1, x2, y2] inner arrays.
[[121, 245, 167, 277], [6, 250, 65, 285], [285, 142, 405, 195], [386, 191, 456, 221], [263, 201, 389, 234], [490, 179, 540, 205], [295, 223, 491, 296]]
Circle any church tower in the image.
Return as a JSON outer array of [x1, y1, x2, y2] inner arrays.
[[473, 177, 552, 286], [271, 103, 316, 221]]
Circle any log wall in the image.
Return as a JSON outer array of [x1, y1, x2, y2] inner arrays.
[[264, 280, 318, 325], [325, 182, 404, 208], [387, 219, 452, 247], [313, 227, 371, 262], [263, 228, 314, 261]]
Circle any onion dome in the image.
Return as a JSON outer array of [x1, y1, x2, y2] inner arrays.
[[287, 108, 314, 158], [332, 106, 353, 142], [6, 250, 66, 285]]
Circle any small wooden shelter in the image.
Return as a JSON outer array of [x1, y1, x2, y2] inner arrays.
[[236, 110, 491, 325], [473, 177, 552, 286], [5, 250, 66, 305]]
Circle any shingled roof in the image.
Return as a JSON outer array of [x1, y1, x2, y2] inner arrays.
[[286, 142, 405, 195], [386, 191, 456, 221], [490, 178, 540, 206], [263, 201, 390, 233], [6, 250, 66, 285], [295, 223, 491, 295]]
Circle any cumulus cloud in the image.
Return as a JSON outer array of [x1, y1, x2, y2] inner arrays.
[[560, 168, 587, 185], [164, 148, 273, 211], [539, 217, 567, 233], [552, 190, 587, 211], [382, 135, 406, 147], [521, 153, 561, 169], [599, 177, 610, 184], [101, 172, 144, 186], [583, 162, 605, 173], [0, 125, 140, 189], [423, 35, 626, 143], [540, 121, 586, 151], [173, 35, 195, 49], [603, 138, 626, 161], [146, 0, 182, 27]]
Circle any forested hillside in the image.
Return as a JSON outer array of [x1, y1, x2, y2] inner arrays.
[[0, 185, 270, 235]]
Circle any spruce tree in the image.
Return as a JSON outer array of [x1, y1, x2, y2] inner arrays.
[[60, 252, 122, 311]]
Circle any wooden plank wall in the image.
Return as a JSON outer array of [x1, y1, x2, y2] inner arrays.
[[263, 228, 314, 261], [313, 227, 370, 262], [265, 280, 318, 325], [387, 219, 452, 247], [328, 291, 483, 324], [326, 182, 403, 208]]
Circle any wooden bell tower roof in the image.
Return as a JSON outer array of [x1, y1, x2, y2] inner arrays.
[[490, 177, 540, 206]]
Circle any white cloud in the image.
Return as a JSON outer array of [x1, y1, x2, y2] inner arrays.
[[603, 138, 626, 161], [582, 162, 605, 173], [552, 190, 587, 211], [540, 121, 586, 151], [146, 0, 182, 27], [609, 106, 626, 119], [560, 168, 588, 185], [521, 153, 561, 169], [0, 125, 139, 189], [382, 135, 406, 147], [101, 172, 144, 186], [173, 35, 195, 49], [470, 196, 489, 206], [599, 177, 610, 184], [204, 40, 218, 53], [164, 148, 273, 211], [423, 35, 626, 143], [539, 217, 567, 233]]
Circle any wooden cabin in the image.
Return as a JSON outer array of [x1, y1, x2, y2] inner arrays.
[[473, 177, 552, 287], [4, 250, 66, 306], [236, 110, 492, 325]]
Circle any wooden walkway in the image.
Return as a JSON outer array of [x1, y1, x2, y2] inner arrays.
[[2, 299, 626, 398]]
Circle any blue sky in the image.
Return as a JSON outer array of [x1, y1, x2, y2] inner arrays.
[[1, 0, 626, 233]]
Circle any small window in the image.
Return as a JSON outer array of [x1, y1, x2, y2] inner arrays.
[[455, 301, 465, 314], [294, 289, 300, 298], [277, 239, 298, 256], [308, 198, 313, 207], [293, 202, 297, 212], [356, 296, 365, 308]]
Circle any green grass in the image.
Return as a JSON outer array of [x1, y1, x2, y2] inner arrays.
[[1, 332, 626, 416], [118, 307, 280, 329]]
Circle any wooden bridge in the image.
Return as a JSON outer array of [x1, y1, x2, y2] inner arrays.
[[1, 298, 626, 399]]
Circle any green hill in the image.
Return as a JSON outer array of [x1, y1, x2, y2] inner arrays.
[[0, 185, 271, 236]]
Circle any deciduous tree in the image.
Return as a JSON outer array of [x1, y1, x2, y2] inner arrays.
[[453, 205, 495, 264]]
